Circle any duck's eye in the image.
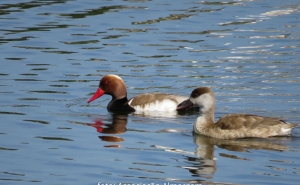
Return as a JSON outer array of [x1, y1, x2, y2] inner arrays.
[[104, 81, 108, 85], [191, 92, 198, 98]]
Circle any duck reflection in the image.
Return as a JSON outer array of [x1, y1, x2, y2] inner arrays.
[[88, 113, 128, 147], [88, 108, 198, 145], [186, 133, 289, 178], [210, 136, 289, 152], [182, 135, 216, 179]]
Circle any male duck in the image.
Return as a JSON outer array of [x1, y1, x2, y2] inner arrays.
[[88, 74, 189, 112]]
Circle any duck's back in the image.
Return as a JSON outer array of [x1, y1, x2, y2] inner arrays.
[[212, 114, 299, 138]]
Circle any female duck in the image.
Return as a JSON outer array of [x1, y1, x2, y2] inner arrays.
[[177, 87, 300, 139]]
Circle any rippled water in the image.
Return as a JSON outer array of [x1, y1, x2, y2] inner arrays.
[[1, 0, 300, 184]]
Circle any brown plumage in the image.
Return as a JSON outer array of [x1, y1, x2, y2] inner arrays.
[[178, 87, 300, 139]]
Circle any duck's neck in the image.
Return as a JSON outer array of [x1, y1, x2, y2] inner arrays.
[[107, 96, 135, 112], [194, 107, 215, 130]]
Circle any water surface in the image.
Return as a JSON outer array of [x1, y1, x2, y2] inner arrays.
[[1, 0, 300, 184]]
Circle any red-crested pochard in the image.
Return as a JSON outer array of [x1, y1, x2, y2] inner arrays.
[[177, 87, 300, 139], [88, 74, 189, 112]]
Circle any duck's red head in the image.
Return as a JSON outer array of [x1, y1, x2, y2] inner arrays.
[[87, 74, 127, 103]]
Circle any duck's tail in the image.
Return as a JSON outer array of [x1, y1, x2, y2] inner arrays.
[[291, 123, 300, 129]]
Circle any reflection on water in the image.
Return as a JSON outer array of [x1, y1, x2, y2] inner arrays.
[[88, 113, 128, 147], [89, 109, 200, 147], [151, 133, 294, 183], [90, 111, 300, 183]]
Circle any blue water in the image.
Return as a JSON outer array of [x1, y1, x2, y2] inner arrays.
[[1, 0, 300, 184]]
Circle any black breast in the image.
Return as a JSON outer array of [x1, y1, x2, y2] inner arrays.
[[107, 97, 135, 112]]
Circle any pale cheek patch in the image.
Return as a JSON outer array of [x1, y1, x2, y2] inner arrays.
[[191, 93, 214, 113], [132, 99, 177, 112]]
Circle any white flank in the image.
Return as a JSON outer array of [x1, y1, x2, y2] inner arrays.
[[132, 99, 177, 112]]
